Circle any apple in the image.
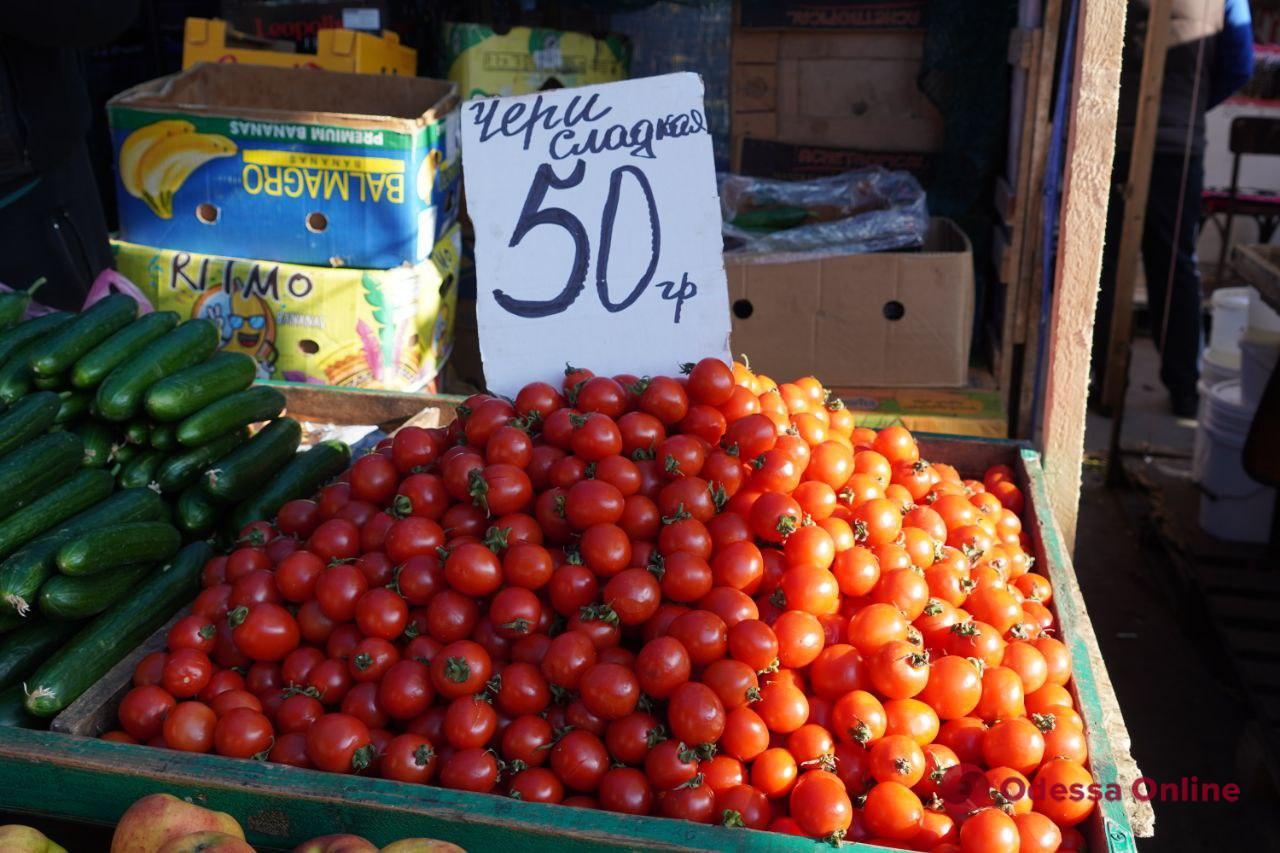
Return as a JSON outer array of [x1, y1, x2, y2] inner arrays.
[[0, 825, 67, 853], [381, 841, 466, 853], [111, 794, 245, 853], [293, 835, 378, 853], [155, 831, 256, 853]]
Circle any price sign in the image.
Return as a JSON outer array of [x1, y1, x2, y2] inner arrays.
[[461, 72, 732, 396]]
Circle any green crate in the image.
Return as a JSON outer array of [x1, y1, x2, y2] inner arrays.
[[0, 437, 1144, 851]]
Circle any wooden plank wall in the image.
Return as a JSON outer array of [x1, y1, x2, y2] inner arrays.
[[1042, 0, 1129, 548], [1100, 0, 1173, 409]]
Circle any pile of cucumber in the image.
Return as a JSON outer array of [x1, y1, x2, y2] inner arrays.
[[0, 289, 351, 724]]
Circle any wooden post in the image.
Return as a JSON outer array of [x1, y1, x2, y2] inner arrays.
[[1100, 0, 1173, 409], [1041, 0, 1128, 549]]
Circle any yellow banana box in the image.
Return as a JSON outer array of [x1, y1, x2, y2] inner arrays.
[[182, 18, 416, 76], [107, 62, 459, 269], [110, 222, 460, 393], [442, 22, 631, 99]]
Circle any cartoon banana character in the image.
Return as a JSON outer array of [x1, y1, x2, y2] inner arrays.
[[118, 119, 194, 199], [120, 121, 237, 219]]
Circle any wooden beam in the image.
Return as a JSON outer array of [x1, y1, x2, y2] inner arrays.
[[1041, 0, 1128, 549], [1009, 0, 1063, 438], [1100, 0, 1173, 408]]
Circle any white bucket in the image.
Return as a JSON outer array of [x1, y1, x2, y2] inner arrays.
[[1193, 380, 1276, 543], [1247, 291, 1280, 337], [1206, 287, 1252, 369], [1240, 332, 1280, 411], [1201, 347, 1240, 390]]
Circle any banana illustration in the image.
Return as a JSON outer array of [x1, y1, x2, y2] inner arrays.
[[136, 133, 237, 219], [119, 120, 195, 200]]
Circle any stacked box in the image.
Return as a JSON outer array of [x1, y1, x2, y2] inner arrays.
[[106, 63, 460, 391], [441, 22, 630, 99], [108, 62, 459, 269], [111, 223, 460, 392]]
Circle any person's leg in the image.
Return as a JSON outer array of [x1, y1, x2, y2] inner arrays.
[[0, 144, 112, 311], [1141, 152, 1204, 414]]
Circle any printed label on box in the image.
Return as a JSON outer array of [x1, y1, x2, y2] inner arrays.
[[111, 224, 460, 391], [109, 106, 459, 269]]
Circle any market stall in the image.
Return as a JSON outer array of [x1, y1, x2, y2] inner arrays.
[[0, 2, 1156, 851]]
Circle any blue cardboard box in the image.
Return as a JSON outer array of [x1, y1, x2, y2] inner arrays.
[[108, 62, 460, 268]]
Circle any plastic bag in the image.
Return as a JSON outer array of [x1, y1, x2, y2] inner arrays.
[[0, 267, 154, 321], [720, 167, 928, 259]]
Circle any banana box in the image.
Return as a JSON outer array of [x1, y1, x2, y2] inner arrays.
[[107, 62, 459, 269], [442, 22, 631, 99], [834, 387, 1007, 438], [110, 222, 461, 392], [182, 18, 416, 76]]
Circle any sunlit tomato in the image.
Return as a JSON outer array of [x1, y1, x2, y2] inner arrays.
[[831, 690, 886, 746], [750, 747, 799, 799], [635, 636, 691, 699]]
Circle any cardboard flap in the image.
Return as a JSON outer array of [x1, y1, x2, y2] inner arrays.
[[111, 63, 457, 130]]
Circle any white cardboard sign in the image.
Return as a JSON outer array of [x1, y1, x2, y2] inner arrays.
[[460, 72, 732, 396]]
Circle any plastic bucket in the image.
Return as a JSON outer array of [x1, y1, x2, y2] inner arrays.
[[1205, 287, 1251, 369], [1193, 380, 1275, 543], [1240, 332, 1280, 411], [1248, 291, 1280, 337], [1200, 347, 1240, 390]]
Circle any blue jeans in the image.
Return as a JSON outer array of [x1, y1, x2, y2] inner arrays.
[[1094, 151, 1205, 400]]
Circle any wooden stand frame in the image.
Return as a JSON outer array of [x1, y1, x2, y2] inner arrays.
[[1040, 0, 1128, 547]]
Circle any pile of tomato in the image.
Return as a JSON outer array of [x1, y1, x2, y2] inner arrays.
[[106, 359, 1097, 852]]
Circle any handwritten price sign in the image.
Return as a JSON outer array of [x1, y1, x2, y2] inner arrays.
[[461, 73, 732, 395]]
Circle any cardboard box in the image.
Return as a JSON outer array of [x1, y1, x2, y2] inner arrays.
[[183, 18, 415, 75], [108, 62, 460, 269], [730, 25, 943, 170], [834, 387, 1007, 438], [737, 0, 927, 30], [725, 218, 973, 387], [441, 22, 630, 98], [737, 137, 935, 186], [222, 1, 392, 52], [110, 222, 460, 392]]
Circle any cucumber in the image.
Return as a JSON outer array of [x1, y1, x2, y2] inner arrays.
[[96, 319, 219, 421], [0, 311, 71, 369], [0, 278, 46, 331], [57, 521, 181, 577], [118, 449, 165, 489], [124, 420, 151, 445], [0, 610, 21, 633], [0, 468, 115, 559], [154, 428, 247, 493], [71, 310, 179, 390], [0, 392, 61, 458], [111, 443, 139, 467], [54, 390, 91, 425], [0, 432, 83, 520], [204, 417, 302, 502], [76, 421, 117, 469], [0, 618, 81, 689], [177, 485, 223, 535], [150, 423, 176, 451], [29, 294, 138, 377], [24, 541, 213, 717], [0, 684, 42, 728], [227, 440, 350, 533], [176, 385, 286, 447], [0, 487, 168, 618], [0, 315, 76, 404], [32, 373, 64, 390], [145, 351, 257, 422], [39, 562, 154, 621]]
